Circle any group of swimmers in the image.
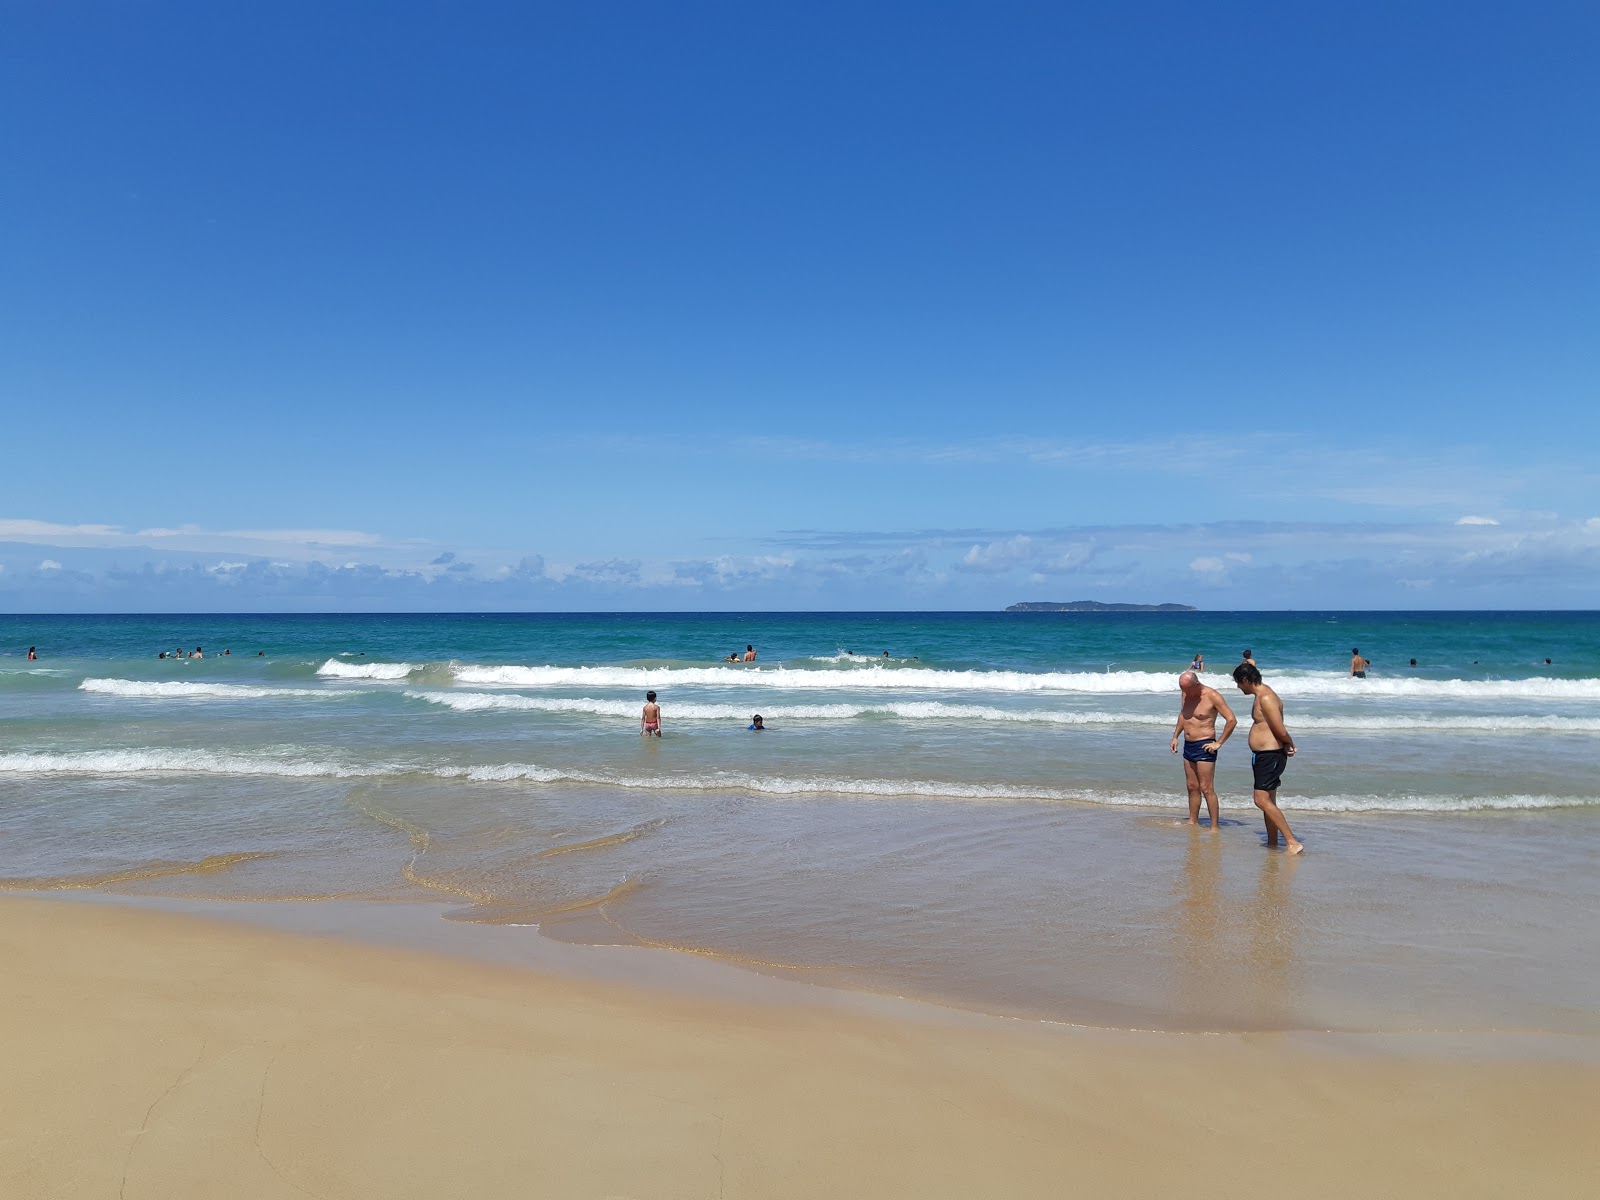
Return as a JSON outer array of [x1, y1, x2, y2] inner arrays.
[[721, 645, 758, 663], [157, 647, 266, 658]]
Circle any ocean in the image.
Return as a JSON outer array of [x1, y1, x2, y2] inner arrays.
[[4, 610, 1598, 1033]]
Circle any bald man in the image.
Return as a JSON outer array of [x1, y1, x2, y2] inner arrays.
[[1170, 670, 1238, 826]]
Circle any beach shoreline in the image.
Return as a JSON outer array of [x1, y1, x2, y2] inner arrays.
[[5, 894, 1597, 1199]]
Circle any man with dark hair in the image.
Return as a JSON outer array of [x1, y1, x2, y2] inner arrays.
[[1170, 671, 1237, 826], [1350, 648, 1369, 678], [1232, 662, 1303, 854]]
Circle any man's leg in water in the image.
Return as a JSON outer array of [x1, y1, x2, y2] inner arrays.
[[1196, 759, 1220, 826], [1183, 759, 1204, 824], [1253, 789, 1303, 853]]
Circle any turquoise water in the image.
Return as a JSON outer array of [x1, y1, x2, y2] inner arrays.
[[3, 611, 1598, 1032], [7, 609, 1599, 676]]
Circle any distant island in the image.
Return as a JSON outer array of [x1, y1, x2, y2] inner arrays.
[[1005, 601, 1196, 613]]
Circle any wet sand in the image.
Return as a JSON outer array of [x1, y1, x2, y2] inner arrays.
[[3, 896, 1596, 1199]]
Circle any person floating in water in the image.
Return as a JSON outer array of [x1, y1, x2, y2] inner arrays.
[[748, 714, 766, 731], [723, 651, 741, 663], [27, 646, 38, 660], [1233, 661, 1303, 854], [1170, 671, 1237, 827], [193, 646, 204, 659], [1409, 658, 1418, 667], [640, 691, 661, 737], [742, 644, 757, 662], [1350, 648, 1369, 678]]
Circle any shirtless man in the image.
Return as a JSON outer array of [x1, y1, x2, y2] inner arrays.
[[1349, 648, 1369, 678], [742, 644, 757, 662], [640, 691, 662, 737], [1232, 662, 1302, 853], [1170, 671, 1237, 826]]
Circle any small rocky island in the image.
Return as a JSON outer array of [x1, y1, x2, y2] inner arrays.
[[1005, 601, 1196, 613]]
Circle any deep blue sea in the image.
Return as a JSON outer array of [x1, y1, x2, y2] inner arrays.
[[4, 611, 1597, 1032]]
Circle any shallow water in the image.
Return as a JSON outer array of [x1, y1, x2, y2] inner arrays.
[[3, 611, 1597, 1031]]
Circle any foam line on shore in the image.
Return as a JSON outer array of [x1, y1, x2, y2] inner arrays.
[[2, 749, 1593, 812], [81, 678, 354, 701]]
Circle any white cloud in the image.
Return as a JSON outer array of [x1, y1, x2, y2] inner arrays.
[[1189, 556, 1227, 578], [1456, 515, 1501, 526], [138, 526, 383, 547], [958, 535, 1035, 573], [0, 518, 123, 542], [38, 559, 62, 571]]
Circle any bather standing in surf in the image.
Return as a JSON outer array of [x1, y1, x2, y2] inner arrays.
[[1170, 671, 1237, 826], [1232, 661, 1303, 854]]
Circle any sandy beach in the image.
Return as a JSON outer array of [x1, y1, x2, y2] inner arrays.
[[3, 896, 1594, 1200]]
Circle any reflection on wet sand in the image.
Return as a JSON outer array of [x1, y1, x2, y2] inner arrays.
[[1246, 852, 1301, 1028], [1172, 827, 1227, 1022]]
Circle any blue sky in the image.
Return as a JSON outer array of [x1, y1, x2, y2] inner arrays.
[[3, 1, 1596, 611]]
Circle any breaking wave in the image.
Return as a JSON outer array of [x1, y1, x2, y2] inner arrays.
[[316, 659, 416, 680], [450, 662, 1600, 700]]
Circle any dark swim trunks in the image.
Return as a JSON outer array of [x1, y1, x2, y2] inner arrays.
[[1182, 738, 1218, 763], [1251, 749, 1288, 792], [1353, 670, 1366, 679]]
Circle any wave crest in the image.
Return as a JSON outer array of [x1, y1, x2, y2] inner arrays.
[[450, 662, 1600, 700], [316, 659, 416, 680]]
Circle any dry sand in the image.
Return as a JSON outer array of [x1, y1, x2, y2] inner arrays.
[[2, 896, 1594, 1199]]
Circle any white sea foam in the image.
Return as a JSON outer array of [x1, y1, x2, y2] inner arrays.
[[81, 679, 344, 701], [0, 749, 389, 779], [5, 748, 1594, 813], [316, 659, 416, 680], [407, 690, 1600, 734], [451, 662, 1600, 701], [405, 690, 1159, 724]]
